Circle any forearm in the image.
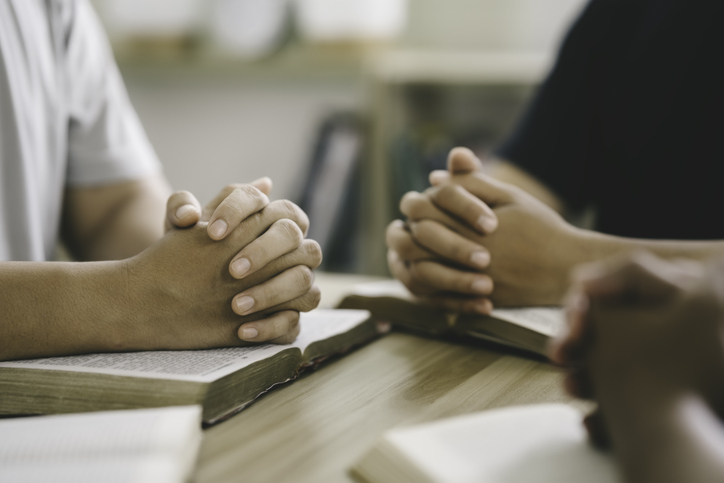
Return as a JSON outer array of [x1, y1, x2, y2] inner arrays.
[[602, 390, 724, 483], [575, 229, 724, 266], [0, 261, 134, 361], [63, 174, 171, 261]]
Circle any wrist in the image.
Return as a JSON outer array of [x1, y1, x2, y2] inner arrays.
[[50, 259, 138, 355], [90, 259, 144, 353], [550, 225, 597, 300], [595, 365, 692, 435]]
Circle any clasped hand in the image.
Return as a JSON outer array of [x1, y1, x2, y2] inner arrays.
[[550, 252, 724, 449], [134, 177, 321, 349], [387, 147, 579, 311]]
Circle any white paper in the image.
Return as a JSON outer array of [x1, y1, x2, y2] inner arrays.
[[380, 404, 620, 483], [0, 309, 370, 383], [0, 406, 202, 483]]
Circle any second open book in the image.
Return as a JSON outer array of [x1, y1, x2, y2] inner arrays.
[[338, 280, 565, 356]]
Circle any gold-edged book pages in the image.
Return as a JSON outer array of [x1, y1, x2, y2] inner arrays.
[[0, 309, 377, 425], [337, 280, 564, 356]]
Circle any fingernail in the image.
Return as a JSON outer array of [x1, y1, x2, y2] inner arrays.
[[235, 296, 255, 314], [231, 258, 251, 278], [240, 327, 258, 340], [175, 204, 196, 221], [470, 251, 490, 269], [209, 219, 228, 239], [477, 216, 497, 233], [472, 278, 493, 294]]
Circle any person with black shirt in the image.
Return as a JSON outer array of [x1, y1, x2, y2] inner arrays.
[[386, 0, 724, 311]]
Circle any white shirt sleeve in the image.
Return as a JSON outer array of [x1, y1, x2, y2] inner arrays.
[[63, 0, 161, 186]]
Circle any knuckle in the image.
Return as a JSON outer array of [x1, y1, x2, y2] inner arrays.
[[400, 191, 423, 217], [276, 199, 300, 219], [280, 314, 301, 343], [268, 200, 309, 233], [385, 221, 406, 248], [220, 188, 248, 213], [396, 233, 417, 257], [400, 191, 417, 211], [300, 285, 322, 311], [276, 218, 304, 244], [295, 266, 315, 289], [455, 274, 474, 293], [238, 184, 267, 204], [407, 261, 428, 282], [287, 310, 301, 325], [448, 242, 467, 262], [302, 239, 323, 267], [413, 220, 436, 240], [437, 184, 457, 201]]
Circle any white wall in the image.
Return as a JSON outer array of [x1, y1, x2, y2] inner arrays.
[[123, 73, 361, 205]]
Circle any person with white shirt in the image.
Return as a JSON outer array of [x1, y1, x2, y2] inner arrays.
[[0, 0, 321, 361]]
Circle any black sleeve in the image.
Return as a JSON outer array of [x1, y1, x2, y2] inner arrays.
[[495, 0, 630, 211]]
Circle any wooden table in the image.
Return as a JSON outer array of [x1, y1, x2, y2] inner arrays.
[[193, 274, 582, 483]]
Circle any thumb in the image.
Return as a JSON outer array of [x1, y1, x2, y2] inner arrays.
[[166, 190, 202, 231], [250, 177, 273, 196], [448, 147, 483, 175]]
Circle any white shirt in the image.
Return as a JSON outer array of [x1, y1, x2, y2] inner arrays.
[[0, 0, 160, 261]]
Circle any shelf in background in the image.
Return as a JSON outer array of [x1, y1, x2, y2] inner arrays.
[[370, 50, 554, 85]]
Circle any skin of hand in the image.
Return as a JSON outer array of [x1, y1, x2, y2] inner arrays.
[[162, 178, 322, 343], [125, 198, 323, 350], [386, 149, 499, 314], [550, 252, 724, 483], [388, 148, 584, 308]]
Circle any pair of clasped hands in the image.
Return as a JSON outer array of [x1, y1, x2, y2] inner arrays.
[[386, 146, 576, 312], [147, 177, 321, 350]]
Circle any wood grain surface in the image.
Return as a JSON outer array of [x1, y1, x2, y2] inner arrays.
[[192, 274, 583, 483]]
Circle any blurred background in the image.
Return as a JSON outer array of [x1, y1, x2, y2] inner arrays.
[[91, 0, 586, 274]]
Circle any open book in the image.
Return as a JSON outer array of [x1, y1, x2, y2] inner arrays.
[[0, 406, 202, 483], [338, 280, 564, 356], [352, 404, 621, 483], [0, 309, 376, 425]]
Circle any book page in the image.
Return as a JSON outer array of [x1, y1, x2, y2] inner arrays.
[[488, 307, 564, 337], [291, 309, 372, 352], [0, 406, 201, 483], [379, 404, 620, 483], [0, 309, 370, 383]]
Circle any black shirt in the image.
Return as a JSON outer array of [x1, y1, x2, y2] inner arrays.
[[497, 0, 724, 240]]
